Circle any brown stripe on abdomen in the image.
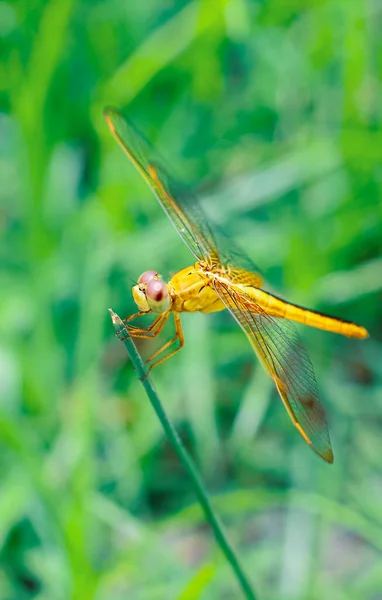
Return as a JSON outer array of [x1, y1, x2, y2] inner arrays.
[[245, 288, 369, 339]]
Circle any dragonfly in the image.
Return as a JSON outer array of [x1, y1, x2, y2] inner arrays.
[[104, 106, 369, 464]]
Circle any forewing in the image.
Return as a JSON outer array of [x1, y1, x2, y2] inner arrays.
[[104, 107, 217, 263], [104, 107, 264, 280], [214, 280, 333, 463]]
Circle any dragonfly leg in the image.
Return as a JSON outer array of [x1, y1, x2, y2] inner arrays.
[[144, 313, 184, 378], [119, 313, 169, 341], [122, 311, 163, 334], [123, 311, 147, 323]]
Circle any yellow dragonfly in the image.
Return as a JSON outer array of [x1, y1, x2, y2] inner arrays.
[[104, 107, 369, 464]]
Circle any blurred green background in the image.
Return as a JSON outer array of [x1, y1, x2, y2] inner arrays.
[[1, 0, 382, 598]]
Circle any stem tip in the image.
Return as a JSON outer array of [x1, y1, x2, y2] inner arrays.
[[108, 308, 123, 327]]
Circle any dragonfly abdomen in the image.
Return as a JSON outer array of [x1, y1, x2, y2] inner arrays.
[[246, 288, 368, 339]]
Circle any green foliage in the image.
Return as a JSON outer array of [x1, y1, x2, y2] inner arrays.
[[0, 0, 381, 598]]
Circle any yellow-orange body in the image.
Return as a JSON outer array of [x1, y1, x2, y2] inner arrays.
[[105, 106, 370, 464], [168, 262, 367, 339], [169, 265, 225, 313]]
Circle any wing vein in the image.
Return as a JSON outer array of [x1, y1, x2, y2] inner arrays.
[[213, 278, 333, 463]]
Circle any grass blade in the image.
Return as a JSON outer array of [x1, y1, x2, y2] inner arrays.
[[109, 309, 259, 600]]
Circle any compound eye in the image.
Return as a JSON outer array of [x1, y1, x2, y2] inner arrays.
[[146, 279, 168, 303], [138, 270, 158, 284]]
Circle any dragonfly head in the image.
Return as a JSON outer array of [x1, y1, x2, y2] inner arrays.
[[132, 270, 170, 314]]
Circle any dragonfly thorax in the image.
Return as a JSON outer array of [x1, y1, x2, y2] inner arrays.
[[132, 270, 170, 314]]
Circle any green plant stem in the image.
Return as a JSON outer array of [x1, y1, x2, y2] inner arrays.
[[109, 309, 258, 600]]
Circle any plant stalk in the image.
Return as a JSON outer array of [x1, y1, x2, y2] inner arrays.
[[109, 309, 258, 600]]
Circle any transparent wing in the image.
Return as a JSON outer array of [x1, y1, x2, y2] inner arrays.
[[105, 107, 217, 263], [214, 279, 333, 463], [104, 107, 263, 280]]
